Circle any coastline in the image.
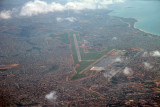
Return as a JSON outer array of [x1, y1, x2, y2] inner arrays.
[[133, 19, 160, 36], [134, 22, 160, 36], [109, 14, 160, 36]]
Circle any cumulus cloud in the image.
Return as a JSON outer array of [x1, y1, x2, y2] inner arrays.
[[143, 62, 153, 69], [112, 37, 118, 40], [45, 91, 57, 101], [56, 17, 63, 22], [56, 17, 77, 22], [123, 67, 133, 76], [142, 51, 160, 57], [150, 50, 160, 57], [0, 10, 12, 19], [0, 0, 125, 18], [19, 0, 65, 16], [19, 0, 125, 17], [65, 17, 77, 22]]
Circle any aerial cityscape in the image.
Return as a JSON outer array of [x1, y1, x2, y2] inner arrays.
[[0, 0, 160, 106]]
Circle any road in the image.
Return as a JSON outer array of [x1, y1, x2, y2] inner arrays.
[[73, 34, 82, 62]]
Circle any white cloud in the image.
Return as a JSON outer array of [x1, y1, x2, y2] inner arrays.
[[0, 10, 12, 19], [45, 91, 57, 101], [150, 50, 160, 57], [56, 17, 63, 22], [19, 0, 125, 17], [142, 51, 160, 57], [112, 37, 118, 40], [143, 62, 153, 69], [56, 17, 77, 22], [142, 51, 149, 57], [123, 67, 133, 76], [115, 57, 122, 62], [65, 1, 97, 10], [20, 0, 65, 16], [70, 0, 125, 4], [113, 57, 122, 63], [99, 0, 113, 5], [0, 0, 125, 18], [65, 17, 77, 22]]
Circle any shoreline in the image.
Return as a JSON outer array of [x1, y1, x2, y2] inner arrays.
[[133, 19, 160, 36], [109, 14, 160, 36]]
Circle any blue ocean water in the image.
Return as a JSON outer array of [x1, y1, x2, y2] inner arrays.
[[108, 0, 160, 35]]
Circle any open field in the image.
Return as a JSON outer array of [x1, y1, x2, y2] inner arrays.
[[50, 33, 70, 44], [69, 33, 111, 80]]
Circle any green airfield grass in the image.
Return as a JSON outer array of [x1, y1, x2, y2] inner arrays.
[[50, 33, 70, 44], [71, 73, 86, 80], [76, 61, 93, 73], [80, 50, 102, 60], [86, 70, 93, 76], [91, 93, 99, 98], [49, 32, 114, 80], [69, 32, 112, 80], [69, 33, 94, 80]]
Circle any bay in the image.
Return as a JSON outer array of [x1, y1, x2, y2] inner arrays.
[[108, 0, 160, 35]]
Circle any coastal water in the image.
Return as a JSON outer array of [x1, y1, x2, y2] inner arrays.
[[108, 0, 160, 35]]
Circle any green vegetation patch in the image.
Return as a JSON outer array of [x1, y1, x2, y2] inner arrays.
[[71, 73, 86, 80], [102, 47, 113, 54], [32, 47, 41, 51], [124, 49, 139, 57], [42, 65, 59, 75], [48, 65, 59, 71], [26, 40, 36, 46], [90, 93, 99, 98], [76, 61, 93, 73], [92, 71, 96, 75], [0, 56, 6, 58], [86, 70, 93, 76], [87, 48, 98, 53], [50, 33, 70, 44], [26, 47, 41, 53], [0, 69, 8, 71], [81, 51, 102, 60], [12, 54, 19, 57]]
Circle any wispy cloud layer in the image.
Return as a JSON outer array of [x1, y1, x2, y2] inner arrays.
[[0, 0, 125, 19], [56, 17, 77, 22]]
